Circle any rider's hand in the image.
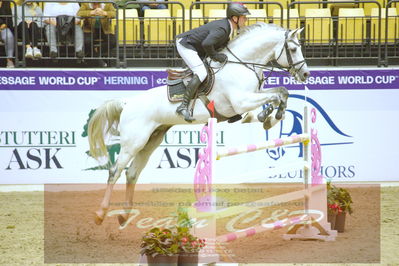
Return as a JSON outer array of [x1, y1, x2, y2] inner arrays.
[[211, 53, 228, 64]]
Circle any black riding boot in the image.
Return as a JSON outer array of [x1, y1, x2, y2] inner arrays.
[[176, 74, 201, 122]]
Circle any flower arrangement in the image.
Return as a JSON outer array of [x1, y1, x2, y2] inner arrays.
[[140, 227, 179, 258], [327, 182, 353, 215], [140, 208, 206, 260], [176, 228, 206, 253], [175, 207, 206, 253]]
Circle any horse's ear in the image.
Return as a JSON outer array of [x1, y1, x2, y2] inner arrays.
[[288, 28, 304, 39], [296, 27, 304, 37], [287, 28, 299, 39]]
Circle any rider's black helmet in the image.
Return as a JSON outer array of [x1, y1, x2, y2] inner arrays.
[[227, 3, 251, 18]]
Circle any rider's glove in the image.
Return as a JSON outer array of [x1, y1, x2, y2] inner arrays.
[[211, 53, 228, 64]]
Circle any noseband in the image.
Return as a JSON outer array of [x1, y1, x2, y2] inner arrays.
[[276, 30, 306, 77]]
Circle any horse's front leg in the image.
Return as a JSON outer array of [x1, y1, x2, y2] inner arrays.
[[242, 108, 285, 130], [256, 86, 289, 122], [256, 100, 287, 130], [230, 86, 288, 127]]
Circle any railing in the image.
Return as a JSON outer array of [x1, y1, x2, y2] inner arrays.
[[0, 0, 18, 68], [384, 0, 399, 66], [288, 0, 383, 66], [189, 1, 284, 29], [1, 0, 399, 68], [20, 0, 120, 67], [121, 1, 184, 67]]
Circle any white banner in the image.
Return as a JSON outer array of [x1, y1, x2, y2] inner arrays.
[[1, 71, 399, 184]]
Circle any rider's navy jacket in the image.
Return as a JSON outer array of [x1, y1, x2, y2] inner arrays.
[[177, 18, 232, 59]]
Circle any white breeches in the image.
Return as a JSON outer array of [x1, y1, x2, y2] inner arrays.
[[176, 38, 207, 82]]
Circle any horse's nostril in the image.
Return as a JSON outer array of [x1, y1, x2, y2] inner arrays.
[[303, 72, 310, 78]]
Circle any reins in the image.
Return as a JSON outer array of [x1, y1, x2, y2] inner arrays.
[[210, 29, 306, 90]]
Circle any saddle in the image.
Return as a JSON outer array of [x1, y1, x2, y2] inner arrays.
[[166, 67, 214, 103], [166, 66, 242, 123]]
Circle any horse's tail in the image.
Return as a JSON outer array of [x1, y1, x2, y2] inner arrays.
[[88, 99, 124, 159]]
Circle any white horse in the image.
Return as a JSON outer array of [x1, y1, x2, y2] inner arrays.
[[88, 23, 310, 226]]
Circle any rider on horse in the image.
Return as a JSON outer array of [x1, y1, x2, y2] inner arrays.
[[175, 2, 250, 122]]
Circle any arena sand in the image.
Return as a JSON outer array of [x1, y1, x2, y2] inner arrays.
[[0, 184, 398, 265]]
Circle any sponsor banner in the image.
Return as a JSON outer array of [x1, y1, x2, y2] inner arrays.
[[0, 70, 163, 91], [0, 69, 398, 90], [1, 69, 399, 184], [264, 69, 399, 90]]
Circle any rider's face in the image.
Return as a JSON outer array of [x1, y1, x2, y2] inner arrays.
[[232, 15, 247, 29], [238, 15, 247, 28]]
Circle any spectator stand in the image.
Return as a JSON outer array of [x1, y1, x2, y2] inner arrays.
[[80, 0, 120, 68], [288, 1, 383, 66], [383, 0, 399, 66], [119, 1, 283, 67], [119, 1, 184, 67], [0, 0, 18, 67], [20, 0, 46, 67], [3, 0, 399, 67], [20, 0, 120, 68], [189, 1, 283, 40], [115, 2, 140, 68], [190, 1, 284, 26]]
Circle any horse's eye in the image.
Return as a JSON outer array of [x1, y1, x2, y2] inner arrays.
[[290, 47, 297, 52]]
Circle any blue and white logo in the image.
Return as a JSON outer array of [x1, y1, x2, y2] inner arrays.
[[264, 94, 353, 161]]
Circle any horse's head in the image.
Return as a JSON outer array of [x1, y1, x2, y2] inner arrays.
[[275, 28, 310, 82]]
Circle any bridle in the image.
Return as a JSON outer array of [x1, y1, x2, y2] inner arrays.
[[212, 30, 306, 90], [275, 30, 306, 78]]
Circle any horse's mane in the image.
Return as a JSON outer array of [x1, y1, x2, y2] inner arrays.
[[229, 22, 286, 46]]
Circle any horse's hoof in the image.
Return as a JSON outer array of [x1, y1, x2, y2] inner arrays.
[[257, 111, 266, 123], [94, 211, 104, 225], [275, 102, 286, 120], [264, 114, 285, 130], [258, 105, 274, 122], [263, 119, 272, 130], [275, 111, 283, 120], [117, 214, 127, 226], [118, 215, 131, 230], [241, 112, 253, 123]]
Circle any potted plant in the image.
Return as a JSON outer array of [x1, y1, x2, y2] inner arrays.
[[327, 182, 339, 229], [175, 208, 206, 265], [327, 182, 353, 232], [140, 227, 179, 265], [176, 228, 206, 265]]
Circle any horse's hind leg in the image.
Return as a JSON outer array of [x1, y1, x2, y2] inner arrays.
[[117, 126, 171, 228], [94, 149, 133, 225]]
